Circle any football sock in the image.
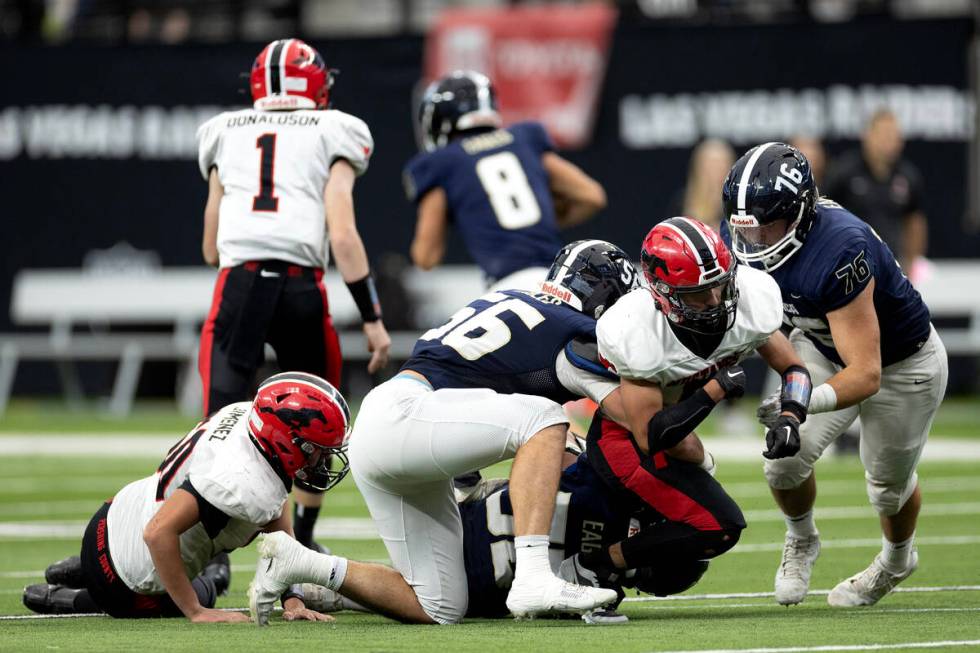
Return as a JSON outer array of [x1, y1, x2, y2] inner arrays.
[[295, 549, 348, 591], [784, 510, 818, 539], [292, 503, 320, 548], [880, 534, 914, 574], [513, 535, 552, 579]]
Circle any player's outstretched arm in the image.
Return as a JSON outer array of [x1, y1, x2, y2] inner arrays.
[[324, 159, 391, 374], [143, 489, 248, 623], [541, 152, 606, 227], [410, 188, 449, 270], [202, 168, 223, 268]]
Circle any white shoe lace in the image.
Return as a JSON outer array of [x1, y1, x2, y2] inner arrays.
[[779, 537, 816, 580]]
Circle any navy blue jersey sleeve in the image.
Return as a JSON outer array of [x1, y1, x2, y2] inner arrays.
[[818, 230, 877, 312], [403, 152, 444, 204], [509, 121, 554, 155]]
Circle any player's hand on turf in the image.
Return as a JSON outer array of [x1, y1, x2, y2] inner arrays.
[[283, 605, 335, 622], [363, 320, 391, 374], [712, 365, 746, 399], [763, 414, 801, 460], [756, 390, 782, 428], [190, 607, 250, 623]]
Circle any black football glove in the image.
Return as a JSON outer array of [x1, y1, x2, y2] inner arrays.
[[712, 365, 746, 399], [763, 414, 801, 459]]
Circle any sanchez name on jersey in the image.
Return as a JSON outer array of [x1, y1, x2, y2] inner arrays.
[[196, 108, 373, 270], [765, 200, 931, 366], [403, 290, 617, 406], [596, 266, 783, 404], [403, 122, 562, 282], [106, 403, 289, 594]]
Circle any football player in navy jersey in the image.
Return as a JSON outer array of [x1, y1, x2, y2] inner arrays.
[[248, 241, 643, 625], [403, 71, 607, 290], [722, 142, 948, 608]]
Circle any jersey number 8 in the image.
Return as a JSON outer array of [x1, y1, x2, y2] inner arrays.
[[475, 152, 542, 230]]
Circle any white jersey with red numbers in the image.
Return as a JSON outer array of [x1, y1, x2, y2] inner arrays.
[[196, 108, 373, 269], [106, 402, 288, 594], [596, 264, 783, 405]]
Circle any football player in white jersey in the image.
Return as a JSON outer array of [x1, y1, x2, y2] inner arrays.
[[196, 38, 391, 551], [23, 373, 349, 623], [575, 217, 813, 583]]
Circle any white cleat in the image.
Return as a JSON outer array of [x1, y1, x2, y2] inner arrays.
[[827, 550, 918, 607], [248, 531, 316, 626], [774, 534, 821, 606], [506, 574, 618, 619]]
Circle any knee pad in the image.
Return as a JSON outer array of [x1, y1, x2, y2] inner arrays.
[[764, 455, 813, 491], [866, 470, 918, 517]]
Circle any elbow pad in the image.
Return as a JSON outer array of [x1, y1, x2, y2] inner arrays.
[[646, 389, 715, 452], [780, 365, 812, 423]]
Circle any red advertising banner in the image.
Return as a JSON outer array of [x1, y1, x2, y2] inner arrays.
[[424, 4, 617, 149]]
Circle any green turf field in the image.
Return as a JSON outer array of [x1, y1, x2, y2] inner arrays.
[[1, 416, 979, 652]]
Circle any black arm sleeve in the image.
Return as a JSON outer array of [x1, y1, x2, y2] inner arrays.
[[178, 479, 231, 538], [646, 389, 716, 453]]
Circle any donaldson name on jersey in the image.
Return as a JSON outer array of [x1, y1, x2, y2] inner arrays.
[[748, 200, 930, 367], [106, 403, 289, 594], [403, 122, 562, 282], [403, 289, 605, 405], [196, 108, 373, 270], [460, 454, 632, 617], [597, 266, 783, 404]]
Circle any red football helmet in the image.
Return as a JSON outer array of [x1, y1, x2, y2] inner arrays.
[[247, 372, 351, 491], [640, 216, 739, 335], [250, 39, 335, 111]]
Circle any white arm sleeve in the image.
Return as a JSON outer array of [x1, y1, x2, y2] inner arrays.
[[555, 350, 618, 405], [196, 115, 222, 181]]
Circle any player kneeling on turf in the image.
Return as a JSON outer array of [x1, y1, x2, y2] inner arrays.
[[23, 372, 349, 623]]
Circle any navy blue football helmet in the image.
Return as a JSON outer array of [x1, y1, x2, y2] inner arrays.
[[722, 142, 817, 271], [541, 240, 638, 320], [416, 71, 501, 152]]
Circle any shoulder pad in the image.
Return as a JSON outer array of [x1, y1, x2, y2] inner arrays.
[[565, 338, 618, 381]]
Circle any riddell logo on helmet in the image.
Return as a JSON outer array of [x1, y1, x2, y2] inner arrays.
[[260, 96, 303, 110], [729, 214, 758, 227], [540, 282, 572, 303]]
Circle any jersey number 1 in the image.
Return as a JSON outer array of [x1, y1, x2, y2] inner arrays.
[[253, 133, 279, 212]]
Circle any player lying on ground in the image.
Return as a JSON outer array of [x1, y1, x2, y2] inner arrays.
[[24, 372, 350, 623], [276, 434, 732, 624]]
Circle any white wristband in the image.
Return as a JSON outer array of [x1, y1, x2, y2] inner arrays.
[[699, 451, 717, 477], [808, 383, 838, 414]]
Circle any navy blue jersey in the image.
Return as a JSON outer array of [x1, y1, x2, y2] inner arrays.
[[402, 290, 598, 405], [460, 454, 634, 618], [403, 122, 563, 281], [724, 200, 931, 366]]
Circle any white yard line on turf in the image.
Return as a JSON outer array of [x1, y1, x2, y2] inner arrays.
[[725, 475, 980, 498], [729, 535, 980, 553], [653, 641, 980, 653], [622, 585, 980, 602], [3, 434, 980, 460]]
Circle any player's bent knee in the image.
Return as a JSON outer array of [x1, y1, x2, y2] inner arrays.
[[418, 597, 466, 625], [764, 457, 812, 490], [866, 475, 916, 517]]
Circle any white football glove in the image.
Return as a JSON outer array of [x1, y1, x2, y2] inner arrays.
[[756, 390, 782, 429]]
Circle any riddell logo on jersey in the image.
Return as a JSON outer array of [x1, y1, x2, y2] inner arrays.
[[540, 282, 572, 304]]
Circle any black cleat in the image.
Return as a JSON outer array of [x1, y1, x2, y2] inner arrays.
[[23, 584, 83, 614], [45, 556, 85, 588], [201, 552, 231, 596]]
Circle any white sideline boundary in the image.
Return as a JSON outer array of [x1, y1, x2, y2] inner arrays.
[[2, 434, 980, 460], [654, 640, 980, 653], [622, 585, 980, 602]]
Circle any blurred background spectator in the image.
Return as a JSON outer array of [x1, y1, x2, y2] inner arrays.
[[823, 110, 927, 280], [789, 135, 827, 188], [671, 138, 736, 232]]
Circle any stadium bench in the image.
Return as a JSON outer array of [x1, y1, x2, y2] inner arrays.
[[1, 261, 977, 416], [1, 265, 484, 416]]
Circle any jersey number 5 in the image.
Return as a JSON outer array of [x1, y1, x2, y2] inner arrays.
[[252, 133, 279, 212], [475, 152, 542, 230]]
